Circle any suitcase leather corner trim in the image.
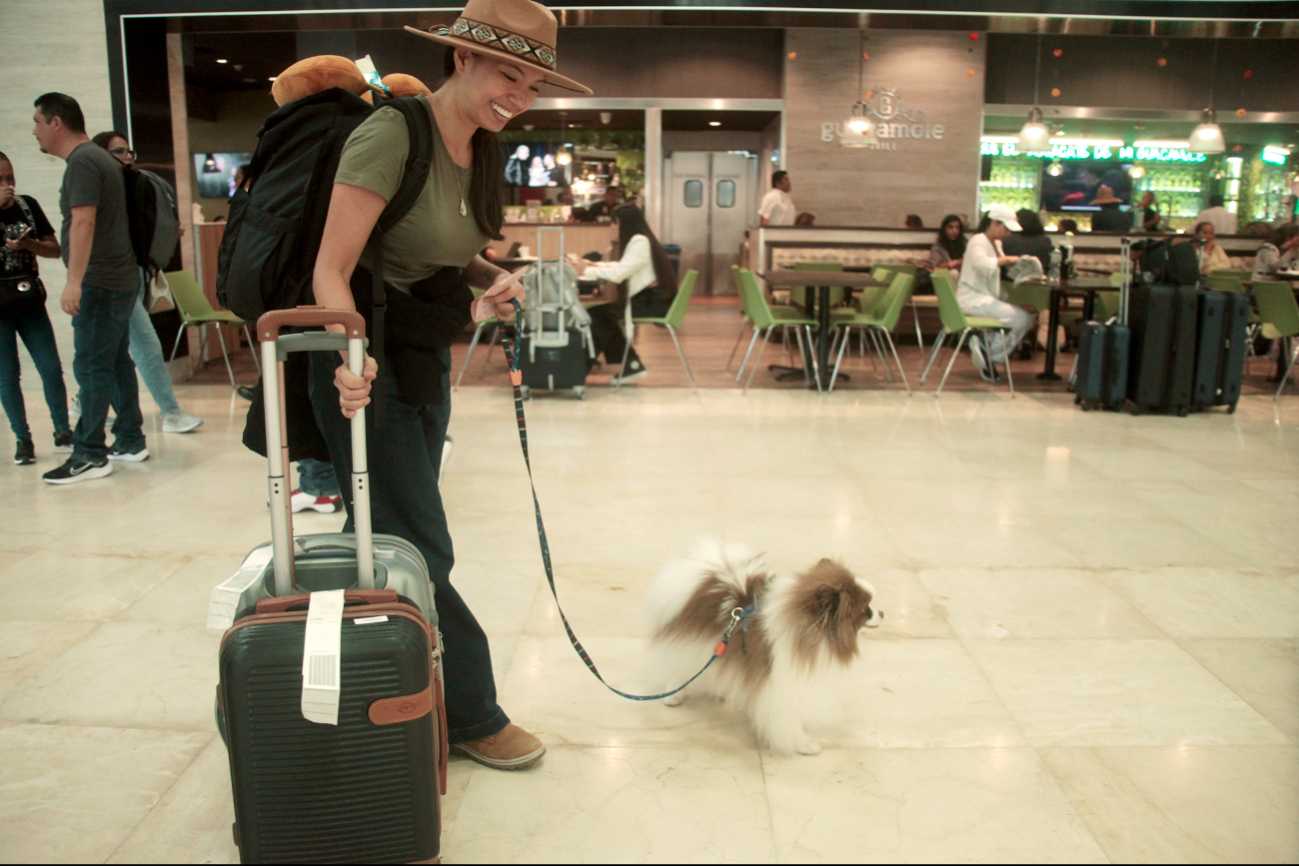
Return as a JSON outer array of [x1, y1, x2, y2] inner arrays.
[[369, 684, 433, 725]]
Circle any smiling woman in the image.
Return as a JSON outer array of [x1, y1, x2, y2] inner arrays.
[[305, 0, 593, 779]]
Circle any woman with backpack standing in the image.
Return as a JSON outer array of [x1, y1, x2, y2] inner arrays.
[[91, 132, 204, 434], [0, 152, 72, 465], [311, 0, 591, 771]]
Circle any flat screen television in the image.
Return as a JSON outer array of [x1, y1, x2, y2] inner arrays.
[[193, 152, 253, 199], [502, 142, 569, 187], [1039, 160, 1133, 211]]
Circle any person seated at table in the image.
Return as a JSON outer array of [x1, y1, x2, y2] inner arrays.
[[1001, 209, 1054, 272], [957, 205, 1033, 382], [1134, 191, 1161, 232], [1058, 218, 1079, 235], [577, 204, 677, 385], [576, 186, 621, 223], [1089, 186, 1129, 232], [1252, 223, 1299, 280], [928, 214, 966, 272], [1191, 221, 1231, 275], [904, 214, 924, 229], [794, 211, 816, 226]]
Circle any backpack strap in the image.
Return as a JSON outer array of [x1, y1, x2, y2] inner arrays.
[[8, 196, 40, 278], [364, 96, 434, 426]]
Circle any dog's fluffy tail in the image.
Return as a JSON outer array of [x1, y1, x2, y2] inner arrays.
[[642, 539, 768, 635]]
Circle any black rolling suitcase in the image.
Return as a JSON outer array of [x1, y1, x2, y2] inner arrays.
[[1075, 238, 1132, 411], [1127, 282, 1199, 416], [217, 308, 447, 865], [518, 227, 592, 399], [1193, 290, 1250, 413]]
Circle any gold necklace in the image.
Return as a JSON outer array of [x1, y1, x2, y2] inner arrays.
[[452, 164, 468, 218]]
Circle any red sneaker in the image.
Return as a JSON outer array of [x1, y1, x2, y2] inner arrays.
[[290, 489, 342, 513]]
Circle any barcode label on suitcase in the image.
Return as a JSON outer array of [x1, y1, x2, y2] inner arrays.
[[306, 654, 338, 688], [301, 590, 344, 725]]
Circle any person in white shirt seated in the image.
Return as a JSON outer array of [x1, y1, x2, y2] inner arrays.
[[758, 171, 796, 226], [956, 204, 1034, 382], [578, 204, 678, 385], [1252, 223, 1299, 281], [1195, 194, 1238, 237]]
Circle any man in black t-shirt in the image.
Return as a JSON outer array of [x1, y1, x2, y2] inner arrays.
[[32, 92, 146, 484], [0, 151, 72, 466]]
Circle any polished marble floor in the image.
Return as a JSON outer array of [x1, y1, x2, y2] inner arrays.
[[1, 369, 1297, 862]]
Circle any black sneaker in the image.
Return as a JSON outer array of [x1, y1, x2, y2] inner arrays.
[[236, 385, 257, 401], [108, 442, 150, 463], [43, 456, 113, 484], [610, 358, 648, 385], [53, 431, 73, 453], [14, 438, 35, 465]]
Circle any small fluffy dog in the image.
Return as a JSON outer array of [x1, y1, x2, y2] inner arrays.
[[642, 540, 881, 755]]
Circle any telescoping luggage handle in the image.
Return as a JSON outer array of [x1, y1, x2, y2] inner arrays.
[[257, 307, 372, 597], [1120, 236, 1132, 326]]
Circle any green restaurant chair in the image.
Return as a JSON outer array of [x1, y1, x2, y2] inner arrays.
[[921, 268, 1016, 397], [1251, 280, 1299, 400], [735, 267, 821, 393], [165, 270, 256, 389], [829, 271, 915, 394], [617, 269, 699, 393], [455, 287, 507, 390]]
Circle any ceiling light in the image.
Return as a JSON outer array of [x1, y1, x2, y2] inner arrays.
[[708, 121, 721, 127], [216, 59, 228, 64], [202, 153, 218, 173], [1189, 109, 1226, 153], [840, 29, 877, 148], [1018, 107, 1051, 152]]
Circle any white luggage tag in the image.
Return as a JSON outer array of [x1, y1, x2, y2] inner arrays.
[[301, 589, 345, 725], [206, 546, 275, 632]]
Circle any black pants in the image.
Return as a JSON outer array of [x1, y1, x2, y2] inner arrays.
[[309, 348, 507, 744], [587, 291, 667, 367]]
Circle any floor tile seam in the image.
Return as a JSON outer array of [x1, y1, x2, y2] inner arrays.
[[1162, 634, 1296, 744], [0, 713, 221, 735], [754, 748, 781, 864], [100, 731, 219, 866], [953, 631, 1035, 750], [0, 620, 109, 702]]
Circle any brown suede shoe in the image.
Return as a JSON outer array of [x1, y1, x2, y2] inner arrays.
[[451, 723, 546, 771]]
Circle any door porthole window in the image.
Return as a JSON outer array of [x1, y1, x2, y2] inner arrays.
[[683, 179, 703, 208], [716, 179, 736, 208]]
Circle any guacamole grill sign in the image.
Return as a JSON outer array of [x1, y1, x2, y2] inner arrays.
[[823, 88, 946, 151]]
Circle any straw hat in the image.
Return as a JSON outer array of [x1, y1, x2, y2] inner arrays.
[[403, 0, 592, 94], [1091, 185, 1123, 205]]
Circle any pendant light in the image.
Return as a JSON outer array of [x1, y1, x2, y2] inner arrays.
[[840, 30, 877, 147], [1190, 40, 1226, 154], [1018, 35, 1050, 153]]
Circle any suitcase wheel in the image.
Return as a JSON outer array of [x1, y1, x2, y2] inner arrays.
[[1177, 407, 1189, 418], [1228, 402, 1237, 414], [1080, 401, 1092, 412]]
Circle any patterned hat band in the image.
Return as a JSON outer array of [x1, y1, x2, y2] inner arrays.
[[434, 17, 558, 71]]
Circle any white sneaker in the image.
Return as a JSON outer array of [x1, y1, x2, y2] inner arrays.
[[162, 411, 204, 433], [290, 489, 342, 513], [68, 395, 79, 424]]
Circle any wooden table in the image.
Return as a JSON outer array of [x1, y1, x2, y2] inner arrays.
[[1020, 276, 1115, 380], [761, 270, 888, 390]]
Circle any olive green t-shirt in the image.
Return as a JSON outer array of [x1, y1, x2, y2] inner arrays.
[[334, 96, 489, 294]]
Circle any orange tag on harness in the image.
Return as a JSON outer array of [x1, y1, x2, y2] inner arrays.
[[714, 642, 728, 656], [510, 370, 522, 387]]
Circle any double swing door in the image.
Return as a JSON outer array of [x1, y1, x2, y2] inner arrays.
[[664, 152, 756, 295]]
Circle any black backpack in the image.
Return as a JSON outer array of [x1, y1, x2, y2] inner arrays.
[[122, 167, 180, 275], [1137, 238, 1201, 287], [215, 88, 432, 328]]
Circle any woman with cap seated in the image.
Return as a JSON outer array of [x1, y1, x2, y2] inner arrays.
[[310, 0, 592, 773], [956, 204, 1034, 381]]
